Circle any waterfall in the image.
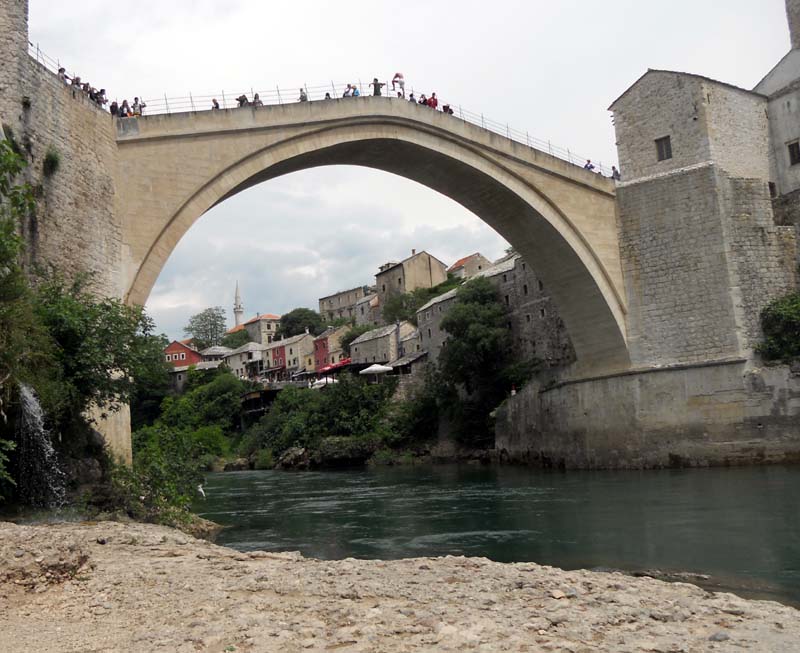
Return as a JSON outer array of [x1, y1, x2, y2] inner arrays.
[[16, 383, 66, 508]]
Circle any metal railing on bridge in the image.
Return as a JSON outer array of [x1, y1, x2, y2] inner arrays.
[[27, 41, 612, 177]]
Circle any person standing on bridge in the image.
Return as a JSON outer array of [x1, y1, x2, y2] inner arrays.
[[132, 97, 146, 116], [252, 93, 263, 107], [583, 159, 595, 172], [352, 84, 360, 97], [298, 88, 308, 102], [370, 78, 385, 96], [611, 166, 621, 181], [391, 72, 405, 97], [212, 98, 220, 110], [427, 93, 438, 110]]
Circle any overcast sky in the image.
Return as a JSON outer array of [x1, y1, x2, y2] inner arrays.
[[29, 0, 791, 339]]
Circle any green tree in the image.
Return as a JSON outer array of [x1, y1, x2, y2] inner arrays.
[[184, 307, 226, 349], [220, 328, 251, 349], [160, 368, 247, 435], [381, 275, 462, 326], [340, 324, 373, 356], [436, 277, 538, 446], [130, 332, 171, 430], [757, 292, 800, 361], [33, 274, 162, 425], [279, 307, 324, 337]]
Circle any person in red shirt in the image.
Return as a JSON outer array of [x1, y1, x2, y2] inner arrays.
[[427, 93, 438, 110]]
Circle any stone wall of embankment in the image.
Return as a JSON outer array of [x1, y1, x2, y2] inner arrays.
[[496, 360, 800, 469]]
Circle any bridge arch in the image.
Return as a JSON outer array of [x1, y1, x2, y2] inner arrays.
[[116, 100, 629, 373]]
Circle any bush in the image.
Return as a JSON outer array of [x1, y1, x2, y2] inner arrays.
[[93, 426, 204, 526], [253, 448, 275, 470], [239, 375, 398, 460], [42, 147, 60, 176], [757, 292, 800, 361]]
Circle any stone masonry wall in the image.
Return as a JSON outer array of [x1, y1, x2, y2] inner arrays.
[[705, 83, 770, 181], [719, 175, 798, 352], [617, 165, 741, 366], [493, 256, 575, 368], [0, 11, 121, 298], [612, 72, 711, 181], [788, 0, 800, 50], [0, 1, 28, 120], [496, 360, 800, 469]]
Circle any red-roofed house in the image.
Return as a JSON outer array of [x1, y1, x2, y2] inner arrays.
[[163, 340, 203, 368], [448, 252, 491, 280]]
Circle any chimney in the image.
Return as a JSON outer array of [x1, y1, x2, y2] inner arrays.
[[788, 0, 800, 50], [411, 248, 416, 256]]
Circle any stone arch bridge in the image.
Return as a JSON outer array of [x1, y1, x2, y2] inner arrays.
[[116, 97, 626, 374]]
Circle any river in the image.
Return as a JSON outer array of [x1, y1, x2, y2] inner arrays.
[[195, 464, 800, 606]]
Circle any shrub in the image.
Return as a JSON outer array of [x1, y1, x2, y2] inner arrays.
[[757, 292, 800, 361], [42, 147, 60, 176], [253, 448, 274, 470]]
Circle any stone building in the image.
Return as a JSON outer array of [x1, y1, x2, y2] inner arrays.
[[350, 321, 416, 365], [375, 250, 448, 315], [318, 286, 371, 323], [400, 328, 421, 357], [224, 342, 267, 378], [609, 63, 798, 365], [416, 288, 459, 365], [355, 293, 381, 327], [242, 313, 281, 345], [448, 252, 491, 280], [476, 254, 575, 367], [282, 333, 315, 377], [416, 254, 575, 368]]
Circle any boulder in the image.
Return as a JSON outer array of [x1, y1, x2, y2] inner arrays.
[[275, 447, 310, 470], [223, 458, 251, 472]]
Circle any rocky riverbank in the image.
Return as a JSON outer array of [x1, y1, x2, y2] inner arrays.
[[1, 521, 798, 652]]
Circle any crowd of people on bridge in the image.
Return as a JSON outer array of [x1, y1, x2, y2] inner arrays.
[[50, 61, 619, 181], [224, 73, 456, 115], [57, 66, 145, 118]]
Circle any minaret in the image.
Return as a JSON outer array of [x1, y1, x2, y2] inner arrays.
[[789, 0, 800, 50], [233, 281, 244, 326]]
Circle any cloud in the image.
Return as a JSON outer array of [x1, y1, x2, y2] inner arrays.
[[145, 166, 509, 338]]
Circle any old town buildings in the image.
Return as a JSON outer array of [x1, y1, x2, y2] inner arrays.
[[165, 247, 574, 389]]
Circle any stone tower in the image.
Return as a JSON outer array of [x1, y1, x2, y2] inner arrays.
[[233, 281, 244, 326], [788, 0, 800, 49], [0, 0, 29, 126]]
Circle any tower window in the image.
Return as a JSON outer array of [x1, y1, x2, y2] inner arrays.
[[789, 141, 800, 166], [655, 136, 672, 162], [523, 284, 528, 296]]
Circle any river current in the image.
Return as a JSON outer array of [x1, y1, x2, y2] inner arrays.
[[195, 464, 800, 606]]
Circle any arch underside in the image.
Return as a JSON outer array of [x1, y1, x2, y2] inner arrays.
[[127, 132, 630, 373]]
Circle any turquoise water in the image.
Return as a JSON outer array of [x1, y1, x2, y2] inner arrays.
[[195, 464, 800, 606]]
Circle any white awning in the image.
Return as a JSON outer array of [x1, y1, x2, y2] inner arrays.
[[359, 364, 393, 375]]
